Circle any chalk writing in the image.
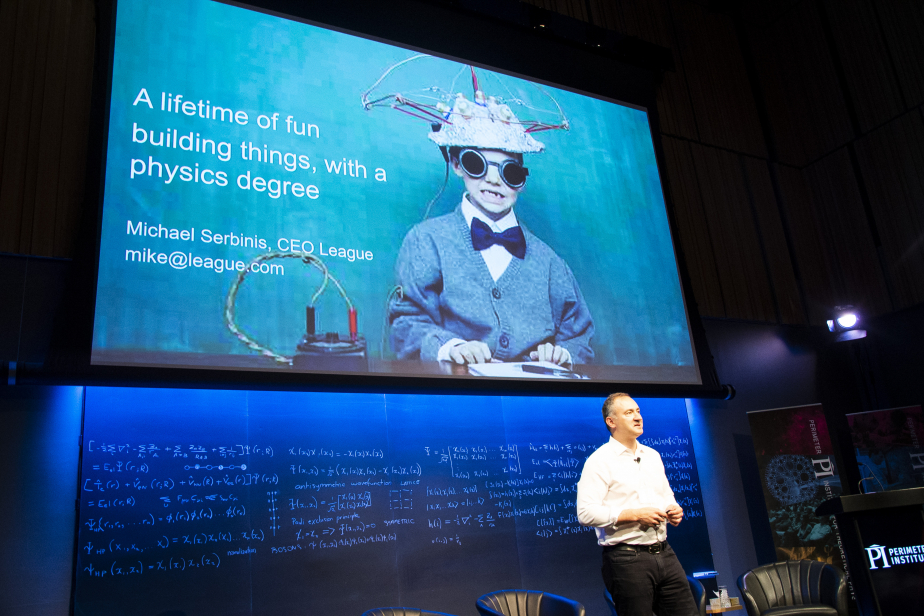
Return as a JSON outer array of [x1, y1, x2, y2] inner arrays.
[[78, 433, 706, 585]]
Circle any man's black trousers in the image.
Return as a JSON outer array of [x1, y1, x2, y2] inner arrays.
[[602, 543, 698, 616]]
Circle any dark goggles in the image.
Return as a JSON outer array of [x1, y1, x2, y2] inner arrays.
[[458, 149, 529, 188]]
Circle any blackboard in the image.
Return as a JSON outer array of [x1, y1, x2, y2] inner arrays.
[[75, 388, 713, 615]]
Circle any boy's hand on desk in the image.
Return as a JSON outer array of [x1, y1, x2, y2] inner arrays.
[[530, 343, 571, 366], [449, 341, 493, 364]]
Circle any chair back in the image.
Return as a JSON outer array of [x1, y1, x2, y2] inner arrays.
[[476, 589, 586, 616], [736, 560, 847, 616], [687, 576, 707, 616]]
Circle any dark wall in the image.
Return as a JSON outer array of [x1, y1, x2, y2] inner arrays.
[[0, 254, 72, 369], [859, 303, 924, 412], [0, 385, 83, 615]]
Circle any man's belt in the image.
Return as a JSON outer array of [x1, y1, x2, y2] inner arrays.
[[603, 540, 668, 554]]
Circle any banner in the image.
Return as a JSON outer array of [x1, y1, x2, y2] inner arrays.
[[748, 404, 847, 568], [847, 405, 924, 492]]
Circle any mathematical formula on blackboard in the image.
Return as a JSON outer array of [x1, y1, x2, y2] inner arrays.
[[78, 439, 703, 578], [74, 389, 713, 616]]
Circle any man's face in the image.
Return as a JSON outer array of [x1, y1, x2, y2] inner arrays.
[[605, 396, 643, 441], [453, 149, 523, 220]]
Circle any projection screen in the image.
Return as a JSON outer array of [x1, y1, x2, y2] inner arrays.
[[90, 0, 703, 387]]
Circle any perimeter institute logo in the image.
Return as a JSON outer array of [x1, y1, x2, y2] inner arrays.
[[865, 543, 924, 569]]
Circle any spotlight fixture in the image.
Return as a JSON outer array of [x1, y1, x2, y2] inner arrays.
[[827, 305, 866, 342]]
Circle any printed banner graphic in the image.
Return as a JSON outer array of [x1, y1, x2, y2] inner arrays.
[[847, 406, 924, 492], [748, 404, 846, 568]]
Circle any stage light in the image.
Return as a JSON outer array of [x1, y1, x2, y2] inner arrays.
[[827, 305, 866, 342], [836, 313, 858, 329]]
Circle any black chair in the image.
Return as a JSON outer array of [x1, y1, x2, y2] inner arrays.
[[476, 590, 586, 616], [737, 560, 848, 616], [687, 576, 707, 616], [361, 609, 459, 616], [602, 576, 707, 616]]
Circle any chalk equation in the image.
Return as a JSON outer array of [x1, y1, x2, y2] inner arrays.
[[79, 436, 706, 582]]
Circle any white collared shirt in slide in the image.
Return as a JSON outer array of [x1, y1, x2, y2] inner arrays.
[[437, 195, 517, 361]]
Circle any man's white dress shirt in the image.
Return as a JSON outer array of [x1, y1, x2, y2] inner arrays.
[[576, 436, 679, 546]]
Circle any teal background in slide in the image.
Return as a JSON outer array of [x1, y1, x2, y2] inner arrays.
[[93, 0, 694, 369]]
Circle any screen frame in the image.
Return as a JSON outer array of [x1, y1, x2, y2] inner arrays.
[[33, 0, 725, 398]]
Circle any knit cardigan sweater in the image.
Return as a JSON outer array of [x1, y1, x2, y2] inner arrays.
[[389, 206, 595, 363]]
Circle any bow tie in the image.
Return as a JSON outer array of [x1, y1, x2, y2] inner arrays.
[[470, 218, 526, 259]]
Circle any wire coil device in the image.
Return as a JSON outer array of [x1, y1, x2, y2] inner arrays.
[[224, 251, 367, 372]]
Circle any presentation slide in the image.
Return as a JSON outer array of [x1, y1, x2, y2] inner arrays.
[[91, 0, 700, 384]]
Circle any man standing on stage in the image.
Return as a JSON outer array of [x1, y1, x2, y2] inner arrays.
[[576, 393, 698, 616]]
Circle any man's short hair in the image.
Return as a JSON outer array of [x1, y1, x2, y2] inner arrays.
[[602, 393, 632, 422]]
